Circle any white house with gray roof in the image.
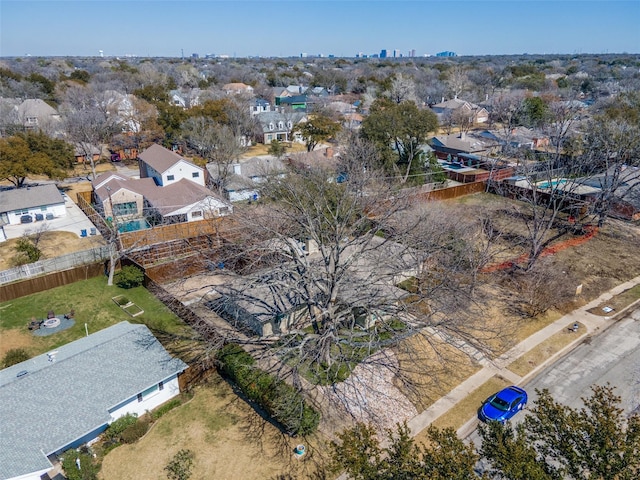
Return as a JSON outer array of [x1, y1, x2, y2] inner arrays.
[[138, 144, 205, 187], [0, 184, 66, 226], [0, 322, 188, 480]]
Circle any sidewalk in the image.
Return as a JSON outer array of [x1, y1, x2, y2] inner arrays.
[[405, 274, 640, 439]]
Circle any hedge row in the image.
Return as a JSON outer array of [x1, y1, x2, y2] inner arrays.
[[216, 343, 320, 436]]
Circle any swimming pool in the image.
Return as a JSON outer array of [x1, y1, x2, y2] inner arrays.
[[538, 179, 568, 189], [117, 218, 151, 233], [442, 162, 466, 170]]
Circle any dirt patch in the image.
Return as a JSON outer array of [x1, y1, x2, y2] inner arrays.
[[0, 231, 106, 271], [99, 376, 328, 480], [0, 328, 35, 358]]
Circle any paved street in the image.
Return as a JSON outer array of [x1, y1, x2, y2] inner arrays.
[[525, 306, 640, 414], [466, 305, 640, 452]]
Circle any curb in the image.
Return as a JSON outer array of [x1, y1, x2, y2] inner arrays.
[[455, 285, 640, 439]]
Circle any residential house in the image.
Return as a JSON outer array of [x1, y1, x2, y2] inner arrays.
[[478, 127, 550, 151], [255, 111, 306, 144], [276, 95, 308, 110], [141, 178, 233, 222], [92, 172, 152, 220], [93, 172, 231, 223], [74, 142, 102, 164], [207, 156, 287, 202], [15, 99, 62, 134], [431, 97, 489, 125], [169, 88, 203, 109], [250, 98, 271, 116], [429, 132, 500, 158], [101, 90, 140, 133], [0, 321, 188, 480], [138, 144, 206, 187], [209, 236, 413, 337], [0, 184, 66, 226], [223, 82, 254, 95]]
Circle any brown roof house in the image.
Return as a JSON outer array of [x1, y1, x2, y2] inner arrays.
[[431, 97, 489, 125]]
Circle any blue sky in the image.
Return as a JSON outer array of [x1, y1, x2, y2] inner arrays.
[[1, 1, 638, 57]]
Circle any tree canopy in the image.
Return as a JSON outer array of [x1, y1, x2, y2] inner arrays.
[[361, 98, 438, 183], [0, 131, 73, 187], [294, 113, 341, 152]]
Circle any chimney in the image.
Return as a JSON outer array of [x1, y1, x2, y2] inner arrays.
[[324, 146, 334, 158], [459, 132, 466, 140], [233, 164, 241, 175]]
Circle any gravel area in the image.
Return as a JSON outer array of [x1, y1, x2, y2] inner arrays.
[[319, 350, 418, 431]]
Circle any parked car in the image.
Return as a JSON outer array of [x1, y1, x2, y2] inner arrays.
[[478, 386, 528, 423]]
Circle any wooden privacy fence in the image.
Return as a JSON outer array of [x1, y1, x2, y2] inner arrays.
[[0, 262, 105, 302], [0, 246, 111, 286], [410, 181, 488, 201], [119, 216, 243, 250]]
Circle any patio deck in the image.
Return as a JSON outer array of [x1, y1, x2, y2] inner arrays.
[[32, 316, 75, 336]]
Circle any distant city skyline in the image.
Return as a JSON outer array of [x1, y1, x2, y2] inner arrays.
[[1, 1, 638, 58]]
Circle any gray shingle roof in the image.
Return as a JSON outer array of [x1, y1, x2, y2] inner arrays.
[[0, 184, 64, 214], [0, 322, 187, 480], [138, 144, 190, 174]]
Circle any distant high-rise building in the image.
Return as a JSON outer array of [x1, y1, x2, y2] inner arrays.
[[393, 49, 400, 58], [380, 49, 388, 58], [300, 52, 308, 58], [98, 50, 104, 57], [436, 51, 457, 57], [191, 53, 199, 59], [409, 49, 416, 57]]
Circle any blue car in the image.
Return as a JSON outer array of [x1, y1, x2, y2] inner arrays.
[[478, 386, 528, 423]]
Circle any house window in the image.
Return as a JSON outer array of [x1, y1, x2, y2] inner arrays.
[[192, 172, 199, 178], [137, 384, 159, 403], [278, 121, 284, 129], [287, 121, 292, 129], [112, 202, 137, 216], [159, 381, 164, 391], [26, 117, 38, 124], [269, 123, 274, 131], [192, 211, 203, 218], [167, 175, 175, 181]]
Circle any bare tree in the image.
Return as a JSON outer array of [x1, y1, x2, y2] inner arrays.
[[580, 92, 640, 227], [60, 84, 120, 179], [181, 150, 503, 426], [387, 73, 418, 104], [181, 116, 246, 194]]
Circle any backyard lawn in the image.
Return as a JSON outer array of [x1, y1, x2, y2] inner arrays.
[[0, 275, 188, 361]]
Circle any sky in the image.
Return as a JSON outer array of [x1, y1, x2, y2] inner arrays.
[[1, 0, 638, 58]]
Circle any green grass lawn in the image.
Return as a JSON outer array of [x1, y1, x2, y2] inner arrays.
[[0, 276, 187, 359]]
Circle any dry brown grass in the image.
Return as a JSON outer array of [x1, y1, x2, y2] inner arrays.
[[587, 285, 640, 316], [507, 322, 585, 377], [99, 376, 329, 480], [393, 334, 480, 412], [0, 231, 106, 271], [415, 375, 510, 442]]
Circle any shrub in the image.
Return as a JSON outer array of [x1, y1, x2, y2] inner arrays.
[[103, 413, 137, 443], [120, 417, 150, 443], [61, 451, 100, 480], [114, 265, 144, 289], [12, 237, 42, 266], [152, 398, 183, 420], [165, 449, 195, 480], [3, 348, 30, 367], [216, 343, 320, 436]]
